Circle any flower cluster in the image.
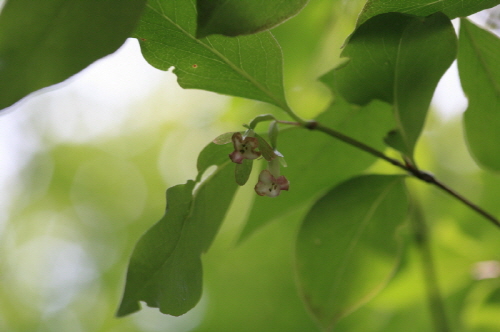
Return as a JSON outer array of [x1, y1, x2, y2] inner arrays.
[[228, 132, 261, 164], [229, 132, 289, 197]]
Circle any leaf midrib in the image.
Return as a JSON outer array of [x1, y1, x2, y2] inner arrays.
[[147, 2, 288, 110]]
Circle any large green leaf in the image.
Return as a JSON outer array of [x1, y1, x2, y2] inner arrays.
[[117, 143, 237, 316], [458, 19, 500, 171], [0, 0, 146, 111], [196, 0, 309, 38], [238, 76, 396, 241], [134, 0, 288, 108], [333, 12, 456, 158], [357, 0, 500, 26], [295, 175, 409, 330]]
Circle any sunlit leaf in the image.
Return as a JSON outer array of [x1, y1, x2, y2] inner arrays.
[[333, 12, 456, 158], [196, 0, 309, 37], [295, 175, 408, 330], [134, 0, 288, 108], [0, 0, 146, 111], [357, 0, 500, 26], [238, 84, 396, 242], [117, 143, 237, 317], [458, 19, 500, 171]]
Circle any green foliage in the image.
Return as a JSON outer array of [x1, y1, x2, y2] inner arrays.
[[458, 19, 500, 171], [196, 0, 309, 37], [333, 12, 457, 158], [357, 0, 500, 26], [0, 0, 146, 110], [133, 0, 288, 108], [2, 0, 500, 331], [296, 175, 408, 330], [238, 89, 395, 241], [117, 143, 237, 317]]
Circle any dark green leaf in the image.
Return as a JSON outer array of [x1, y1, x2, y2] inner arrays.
[[197, 142, 233, 180], [0, 0, 146, 111], [334, 13, 456, 158], [196, 0, 309, 37], [238, 87, 396, 242], [117, 142, 237, 317], [295, 175, 408, 330], [357, 0, 500, 26], [235, 159, 253, 186], [134, 0, 288, 108], [458, 19, 500, 171], [254, 133, 276, 161]]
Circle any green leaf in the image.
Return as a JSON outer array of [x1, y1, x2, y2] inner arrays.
[[238, 86, 396, 242], [254, 133, 276, 161], [213, 132, 236, 145], [0, 0, 146, 111], [357, 0, 500, 27], [134, 0, 288, 108], [295, 175, 409, 330], [235, 159, 253, 186], [458, 19, 500, 171], [248, 114, 276, 130], [196, 0, 309, 38], [333, 12, 456, 158], [117, 143, 237, 317]]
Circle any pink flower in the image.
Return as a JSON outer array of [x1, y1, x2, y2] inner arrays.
[[229, 132, 261, 164], [254, 170, 290, 197]]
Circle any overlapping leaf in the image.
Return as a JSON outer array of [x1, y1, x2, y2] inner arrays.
[[458, 19, 500, 171], [333, 12, 456, 158], [295, 175, 409, 330], [134, 0, 288, 108], [238, 75, 396, 241], [357, 0, 500, 26], [117, 143, 237, 316], [196, 0, 309, 37], [0, 0, 146, 111]]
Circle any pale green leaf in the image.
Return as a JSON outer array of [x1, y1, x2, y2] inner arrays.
[[334, 12, 456, 158], [296, 175, 408, 330], [357, 0, 500, 26], [458, 19, 500, 171], [196, 0, 309, 37], [0, 0, 146, 111], [134, 0, 288, 108]]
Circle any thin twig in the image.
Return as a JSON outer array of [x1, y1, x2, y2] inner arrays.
[[307, 121, 500, 230]]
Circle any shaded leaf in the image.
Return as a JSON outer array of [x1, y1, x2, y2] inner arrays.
[[196, 0, 309, 37], [134, 0, 288, 108], [235, 159, 253, 186], [0, 0, 146, 111], [458, 19, 500, 171], [254, 133, 276, 161], [334, 12, 456, 158], [238, 85, 396, 242], [295, 175, 408, 330], [357, 0, 500, 26], [117, 143, 237, 317]]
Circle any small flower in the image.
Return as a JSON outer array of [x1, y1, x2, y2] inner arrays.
[[229, 132, 261, 164], [254, 170, 290, 197]]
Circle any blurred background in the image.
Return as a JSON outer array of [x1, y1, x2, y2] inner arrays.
[[1, 1, 500, 331]]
